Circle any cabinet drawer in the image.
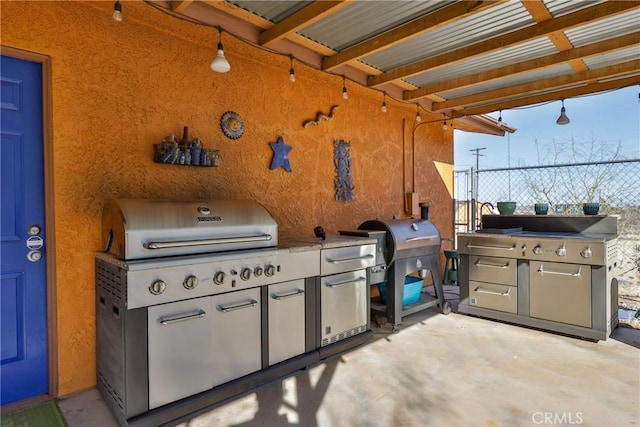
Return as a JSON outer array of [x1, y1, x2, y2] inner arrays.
[[321, 244, 376, 276], [469, 281, 517, 314], [468, 255, 516, 286]]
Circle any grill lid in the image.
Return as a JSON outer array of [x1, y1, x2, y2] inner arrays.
[[358, 218, 441, 265], [102, 199, 277, 260]]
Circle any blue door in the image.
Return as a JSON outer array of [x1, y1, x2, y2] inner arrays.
[[1, 55, 48, 405]]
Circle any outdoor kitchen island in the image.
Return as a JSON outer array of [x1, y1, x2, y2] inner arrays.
[[96, 199, 378, 427], [457, 215, 619, 341]]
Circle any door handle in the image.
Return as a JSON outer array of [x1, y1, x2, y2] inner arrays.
[[474, 287, 511, 297], [271, 289, 305, 300], [324, 276, 366, 288], [466, 243, 515, 251], [326, 254, 374, 264], [27, 250, 43, 262], [158, 309, 206, 325], [474, 260, 510, 269], [216, 299, 258, 313], [537, 265, 581, 278]]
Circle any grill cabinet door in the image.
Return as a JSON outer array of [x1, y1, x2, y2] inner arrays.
[[211, 288, 262, 387], [530, 261, 591, 327], [320, 269, 368, 346], [148, 296, 214, 409], [268, 279, 305, 365]]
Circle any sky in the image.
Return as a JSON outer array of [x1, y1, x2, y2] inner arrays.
[[453, 85, 640, 170]]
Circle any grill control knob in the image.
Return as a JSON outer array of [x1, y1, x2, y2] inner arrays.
[[556, 245, 567, 257], [532, 245, 543, 255], [581, 247, 593, 258], [240, 268, 251, 281], [183, 275, 199, 290], [265, 265, 276, 277], [149, 280, 166, 295], [254, 266, 263, 277], [213, 271, 226, 285]]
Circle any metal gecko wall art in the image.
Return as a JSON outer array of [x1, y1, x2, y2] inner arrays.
[[303, 105, 339, 128], [334, 139, 354, 201]]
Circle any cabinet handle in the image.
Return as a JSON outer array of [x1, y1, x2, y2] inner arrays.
[[271, 289, 305, 300], [145, 234, 272, 250], [474, 287, 511, 297], [324, 276, 366, 288], [326, 254, 374, 264], [474, 260, 510, 269], [158, 309, 206, 325], [216, 299, 258, 313], [406, 235, 437, 242], [537, 265, 581, 278], [466, 243, 515, 251]]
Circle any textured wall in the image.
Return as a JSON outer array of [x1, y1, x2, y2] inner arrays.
[[1, 1, 453, 396]]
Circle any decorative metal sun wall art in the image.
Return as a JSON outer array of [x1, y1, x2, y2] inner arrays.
[[269, 136, 292, 172], [220, 111, 244, 139], [303, 105, 339, 128], [334, 139, 354, 201]]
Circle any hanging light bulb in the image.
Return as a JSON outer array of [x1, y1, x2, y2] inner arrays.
[[497, 110, 503, 127], [381, 92, 387, 113], [112, 0, 123, 22], [556, 99, 570, 125], [442, 120, 448, 130], [288, 55, 295, 82], [342, 75, 348, 100], [415, 104, 422, 122], [210, 27, 231, 73]]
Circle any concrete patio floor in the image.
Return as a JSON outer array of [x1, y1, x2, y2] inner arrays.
[[57, 287, 640, 427]]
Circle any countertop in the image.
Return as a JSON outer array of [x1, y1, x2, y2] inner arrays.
[[279, 235, 377, 252]]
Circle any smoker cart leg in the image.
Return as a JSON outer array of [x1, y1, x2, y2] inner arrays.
[[442, 301, 452, 315]]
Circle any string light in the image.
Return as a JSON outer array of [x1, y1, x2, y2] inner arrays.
[[210, 27, 231, 73], [381, 92, 387, 113], [112, 1, 123, 22], [556, 99, 570, 125], [288, 55, 295, 82], [442, 120, 448, 130], [342, 75, 348, 99], [415, 104, 421, 122], [497, 110, 503, 127]]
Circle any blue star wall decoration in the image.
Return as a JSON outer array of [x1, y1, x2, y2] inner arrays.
[[269, 136, 292, 172]]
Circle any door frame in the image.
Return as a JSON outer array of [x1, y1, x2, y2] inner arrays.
[[1, 45, 58, 399]]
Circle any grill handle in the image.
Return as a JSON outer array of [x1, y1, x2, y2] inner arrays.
[[474, 287, 511, 297], [158, 309, 206, 325], [144, 234, 273, 250], [271, 289, 305, 300], [326, 254, 374, 264], [537, 265, 582, 278], [466, 243, 515, 251], [324, 276, 366, 288], [406, 235, 438, 242], [216, 299, 258, 313]]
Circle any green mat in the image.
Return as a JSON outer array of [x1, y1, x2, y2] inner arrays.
[[1, 400, 66, 427]]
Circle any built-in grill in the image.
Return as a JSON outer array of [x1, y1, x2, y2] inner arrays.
[[354, 203, 451, 332], [457, 215, 619, 341], [97, 199, 365, 427]]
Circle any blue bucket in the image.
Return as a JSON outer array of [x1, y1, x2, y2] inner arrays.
[[378, 276, 423, 306]]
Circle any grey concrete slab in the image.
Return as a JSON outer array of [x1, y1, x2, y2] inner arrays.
[[58, 293, 640, 427]]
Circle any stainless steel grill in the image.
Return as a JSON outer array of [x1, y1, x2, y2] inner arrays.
[[355, 203, 451, 332]]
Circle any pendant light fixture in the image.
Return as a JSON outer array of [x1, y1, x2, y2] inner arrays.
[[415, 104, 422, 122], [112, 1, 123, 22], [381, 92, 387, 113], [288, 55, 296, 82], [342, 75, 348, 99], [556, 99, 570, 125], [210, 27, 231, 73]]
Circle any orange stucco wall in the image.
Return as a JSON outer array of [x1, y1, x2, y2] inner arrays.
[[1, 1, 453, 397]]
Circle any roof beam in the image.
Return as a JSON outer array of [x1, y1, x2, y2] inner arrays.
[[259, 1, 353, 47], [367, 1, 639, 87], [433, 60, 640, 112], [404, 31, 640, 101], [322, 0, 502, 71], [454, 75, 640, 117], [169, 1, 194, 13]]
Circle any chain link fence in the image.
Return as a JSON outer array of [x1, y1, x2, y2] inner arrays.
[[454, 159, 640, 291]]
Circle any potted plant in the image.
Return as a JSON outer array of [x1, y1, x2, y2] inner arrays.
[[582, 202, 599, 215], [534, 203, 549, 215], [496, 201, 516, 215]]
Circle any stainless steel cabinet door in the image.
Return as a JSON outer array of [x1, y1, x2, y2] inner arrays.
[[148, 297, 214, 409], [268, 279, 305, 365], [321, 244, 376, 276], [320, 269, 368, 346], [530, 261, 591, 327], [211, 288, 262, 387]]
